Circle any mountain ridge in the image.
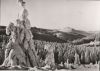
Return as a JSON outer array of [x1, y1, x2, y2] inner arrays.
[[0, 26, 99, 43]]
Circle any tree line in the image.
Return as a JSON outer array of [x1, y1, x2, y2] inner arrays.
[[0, 35, 100, 65]]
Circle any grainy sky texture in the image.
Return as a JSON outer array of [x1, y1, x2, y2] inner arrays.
[[1, 0, 100, 31]]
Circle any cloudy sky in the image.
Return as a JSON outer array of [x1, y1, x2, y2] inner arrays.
[[1, 0, 100, 31]]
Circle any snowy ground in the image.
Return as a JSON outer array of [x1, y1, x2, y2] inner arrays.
[[54, 65, 99, 71], [28, 64, 99, 71], [0, 64, 99, 71], [55, 65, 99, 71]]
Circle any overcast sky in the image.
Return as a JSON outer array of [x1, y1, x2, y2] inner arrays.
[[1, 0, 100, 31]]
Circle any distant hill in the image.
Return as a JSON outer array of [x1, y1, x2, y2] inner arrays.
[[52, 27, 92, 41], [0, 26, 6, 35], [72, 32, 100, 45], [0, 26, 97, 43], [59, 27, 91, 36]]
